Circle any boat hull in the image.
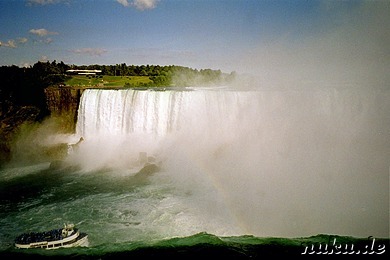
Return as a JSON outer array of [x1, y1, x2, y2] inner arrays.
[[15, 225, 88, 250], [15, 233, 88, 250]]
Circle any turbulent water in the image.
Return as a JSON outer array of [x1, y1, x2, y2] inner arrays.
[[0, 86, 389, 257]]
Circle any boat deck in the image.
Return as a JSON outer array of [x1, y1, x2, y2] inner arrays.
[[15, 228, 75, 245]]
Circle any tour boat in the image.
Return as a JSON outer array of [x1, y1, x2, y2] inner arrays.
[[14, 223, 88, 249]]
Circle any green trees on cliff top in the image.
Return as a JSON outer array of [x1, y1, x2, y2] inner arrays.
[[0, 60, 236, 119], [0, 61, 236, 101], [68, 63, 235, 87]]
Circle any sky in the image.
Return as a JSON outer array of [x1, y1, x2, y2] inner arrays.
[[0, 0, 389, 86]]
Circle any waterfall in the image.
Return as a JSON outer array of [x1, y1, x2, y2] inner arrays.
[[70, 87, 389, 237], [76, 89, 252, 139]]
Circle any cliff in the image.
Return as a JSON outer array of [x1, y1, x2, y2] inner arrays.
[[0, 86, 86, 165], [0, 103, 41, 164], [44, 86, 85, 133]]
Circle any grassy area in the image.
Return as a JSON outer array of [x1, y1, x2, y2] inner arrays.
[[64, 75, 152, 87]]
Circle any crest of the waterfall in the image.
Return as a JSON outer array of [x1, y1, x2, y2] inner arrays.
[[73, 88, 256, 171], [76, 89, 255, 140]]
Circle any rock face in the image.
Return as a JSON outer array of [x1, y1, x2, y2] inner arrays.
[[0, 86, 86, 165], [44, 86, 85, 133], [0, 104, 41, 164]]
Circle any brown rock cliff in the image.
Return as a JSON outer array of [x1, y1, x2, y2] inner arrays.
[[44, 86, 85, 133]]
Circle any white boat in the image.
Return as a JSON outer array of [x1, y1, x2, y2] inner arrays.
[[14, 223, 88, 249]]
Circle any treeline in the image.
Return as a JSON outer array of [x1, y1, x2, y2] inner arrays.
[[0, 60, 236, 118], [71, 63, 236, 87], [0, 61, 68, 119]]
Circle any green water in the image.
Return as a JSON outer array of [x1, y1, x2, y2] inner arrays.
[[0, 163, 388, 258]]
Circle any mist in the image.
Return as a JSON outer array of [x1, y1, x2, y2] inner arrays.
[[57, 88, 389, 238], [227, 1, 390, 90], [160, 89, 389, 238], [5, 117, 77, 168]]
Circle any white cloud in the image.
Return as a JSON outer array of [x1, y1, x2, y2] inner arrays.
[[132, 0, 159, 10], [18, 37, 28, 44], [71, 48, 108, 56], [117, 0, 130, 7], [0, 38, 28, 48], [27, 0, 67, 5], [29, 28, 59, 37], [39, 55, 49, 62], [0, 30, 55, 49], [117, 0, 159, 10], [44, 38, 54, 44], [0, 40, 17, 48], [20, 62, 33, 68]]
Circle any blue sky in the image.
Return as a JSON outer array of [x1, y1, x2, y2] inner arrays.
[[0, 0, 389, 84]]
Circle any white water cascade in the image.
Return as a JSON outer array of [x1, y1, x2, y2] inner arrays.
[[71, 87, 389, 238], [76, 89, 252, 139]]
